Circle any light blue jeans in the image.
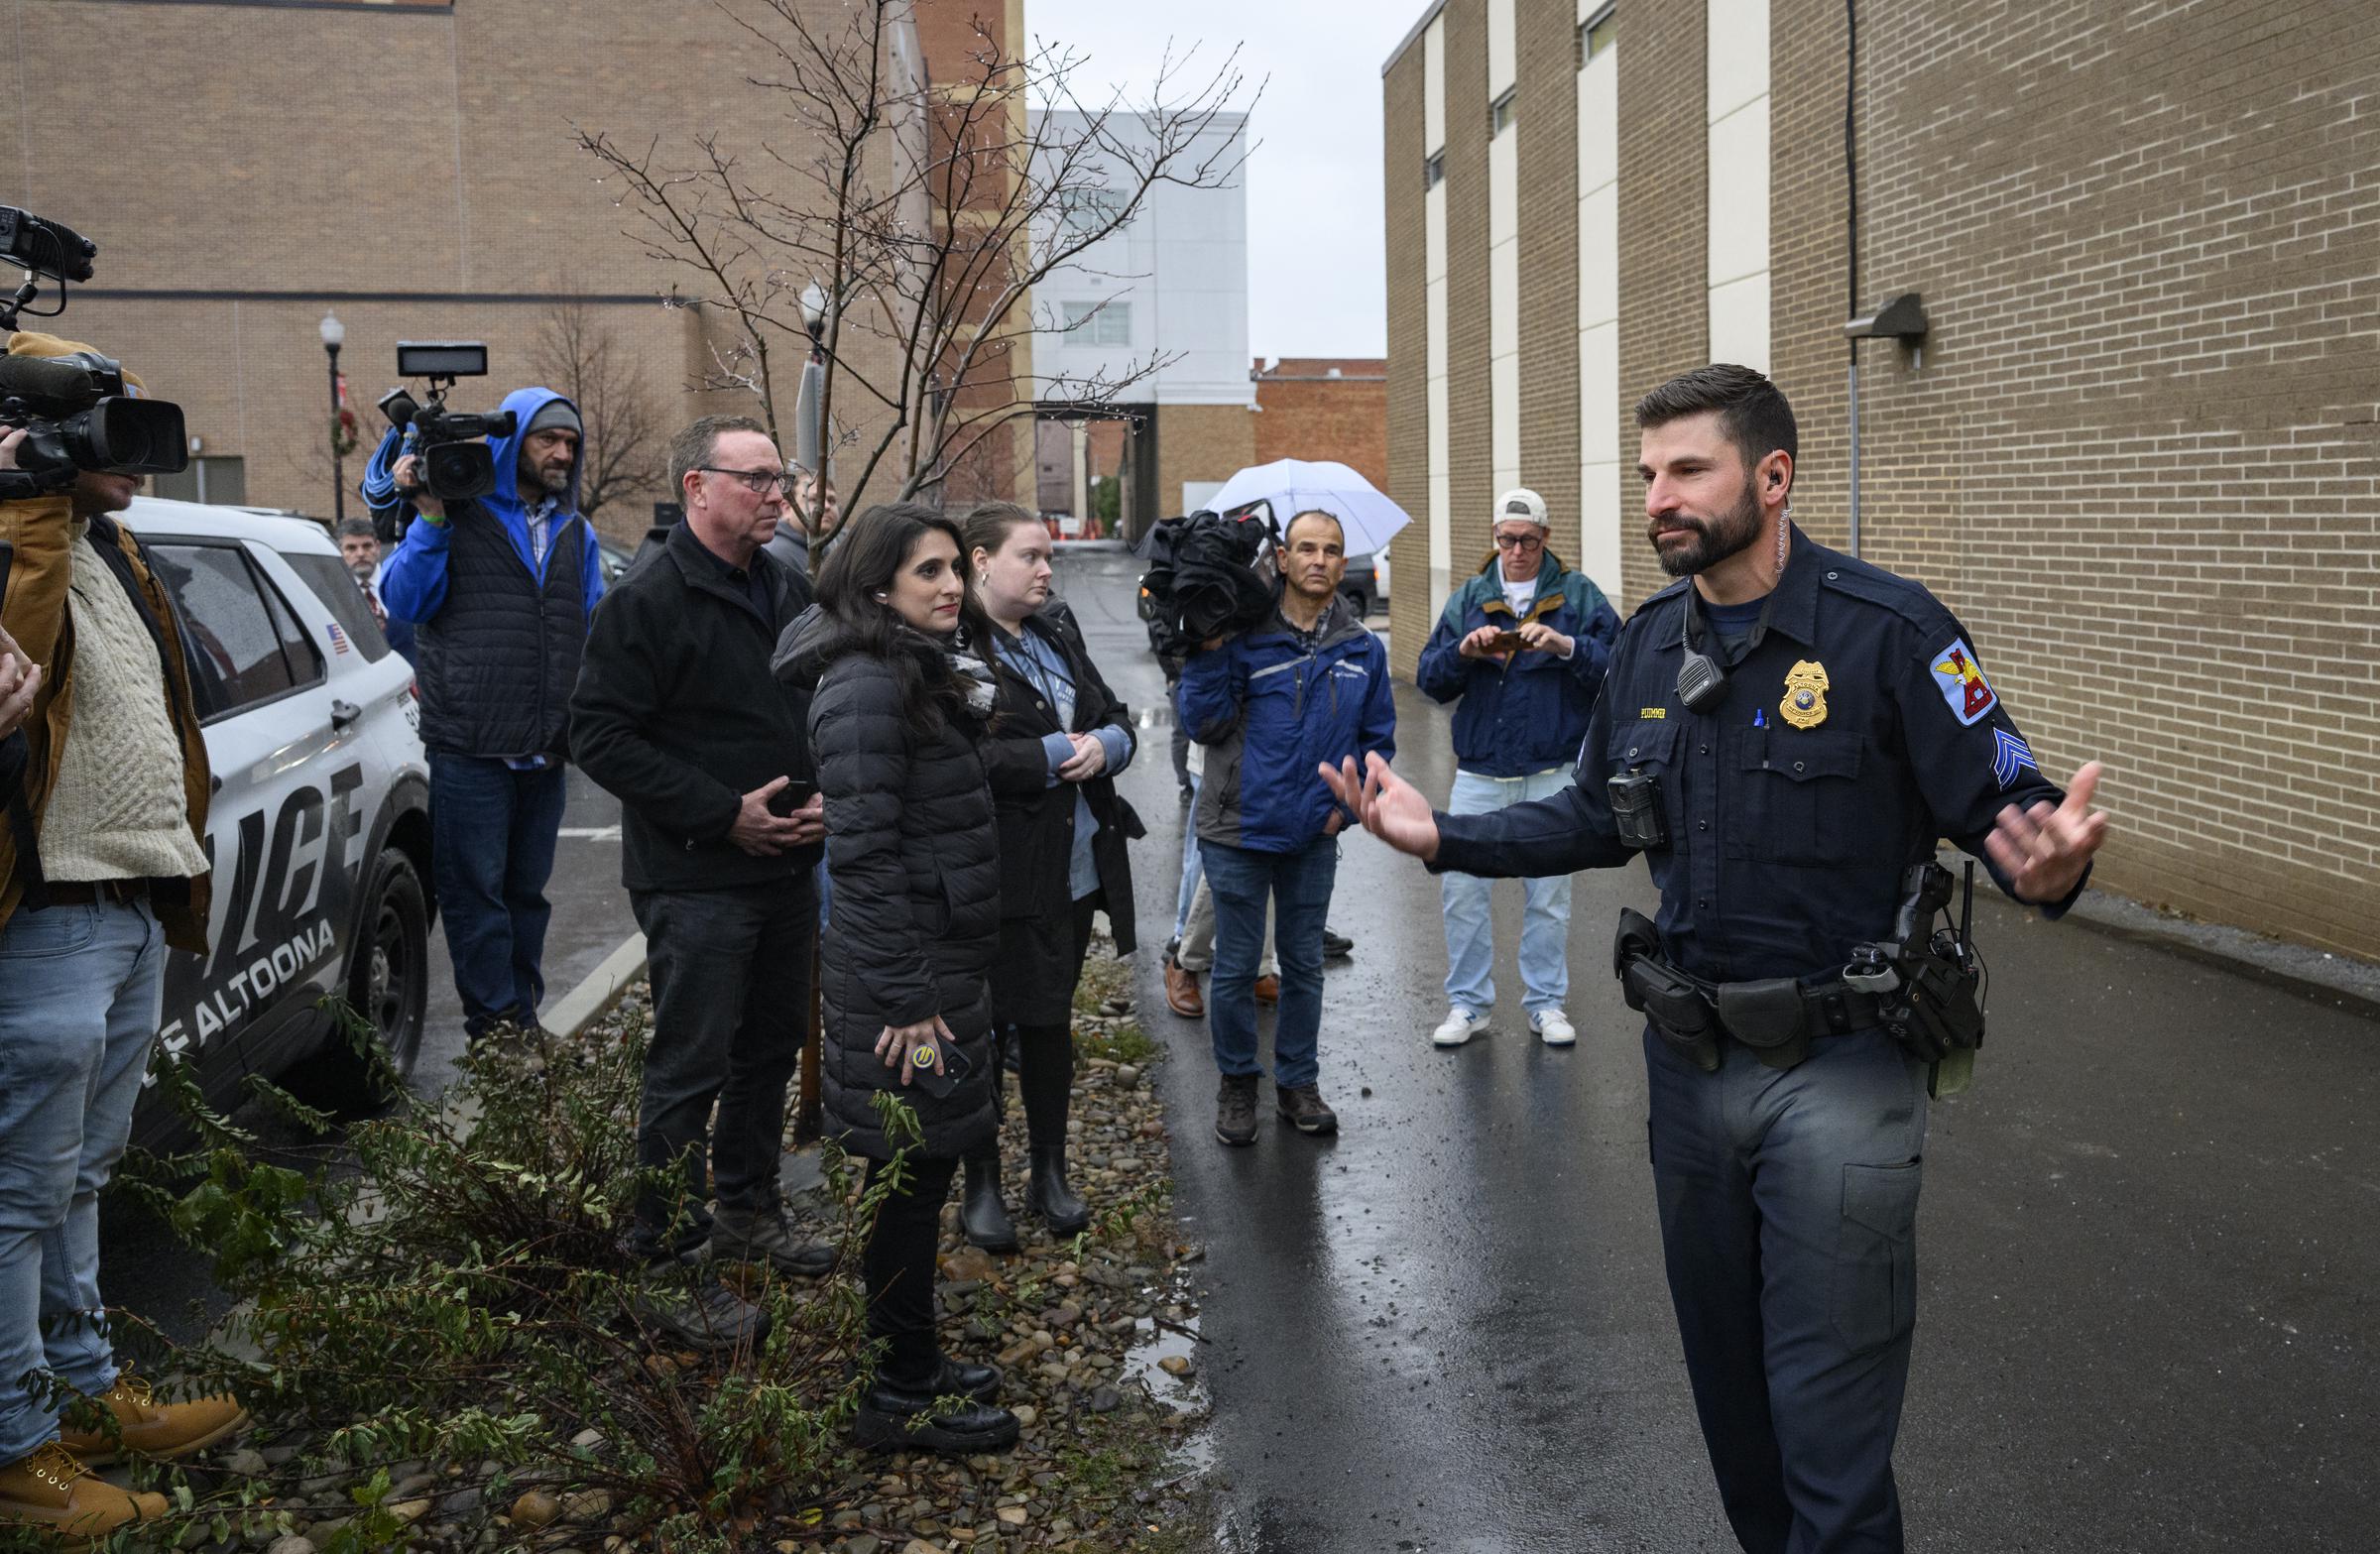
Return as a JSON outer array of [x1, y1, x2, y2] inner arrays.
[[0, 897, 165, 1463], [1440, 765, 1576, 1016]]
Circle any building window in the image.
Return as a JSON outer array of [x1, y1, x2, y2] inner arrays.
[[1422, 151, 1446, 190], [151, 456, 246, 507], [1489, 87, 1518, 138], [1061, 299, 1131, 348], [1578, 5, 1615, 67], [1055, 188, 1129, 244]]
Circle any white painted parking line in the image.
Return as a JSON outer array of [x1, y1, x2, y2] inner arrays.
[[557, 825, 622, 841]]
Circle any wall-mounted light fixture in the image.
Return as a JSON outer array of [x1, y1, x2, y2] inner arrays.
[[1844, 292, 1930, 368]]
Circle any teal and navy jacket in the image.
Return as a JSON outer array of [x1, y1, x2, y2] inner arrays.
[[1414, 550, 1619, 777], [1178, 592, 1395, 854]]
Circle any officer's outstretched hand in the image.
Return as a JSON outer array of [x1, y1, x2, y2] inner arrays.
[[1320, 753, 1440, 865], [1986, 760, 2109, 904]]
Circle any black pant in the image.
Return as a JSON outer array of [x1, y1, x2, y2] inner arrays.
[[984, 893, 1097, 1153], [864, 1151, 961, 1385], [628, 876, 817, 1255]]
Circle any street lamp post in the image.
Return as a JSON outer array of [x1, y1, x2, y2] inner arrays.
[[319, 311, 347, 526]]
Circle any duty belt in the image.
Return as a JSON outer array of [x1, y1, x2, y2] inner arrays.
[[1610, 907, 1888, 1073]]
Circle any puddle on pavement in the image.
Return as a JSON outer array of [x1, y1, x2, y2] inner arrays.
[[1122, 1307, 1217, 1476]]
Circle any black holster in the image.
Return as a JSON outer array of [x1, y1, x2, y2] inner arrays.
[[1613, 908, 1720, 1072]]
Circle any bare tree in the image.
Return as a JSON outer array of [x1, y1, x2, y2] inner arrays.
[[530, 297, 669, 526], [577, 0, 1256, 562]]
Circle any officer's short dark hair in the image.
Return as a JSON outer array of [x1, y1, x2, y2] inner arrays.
[[667, 414, 774, 498], [1634, 365, 1798, 477]]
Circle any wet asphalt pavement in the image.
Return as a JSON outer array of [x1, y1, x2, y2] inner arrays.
[[1056, 546, 2380, 1553]]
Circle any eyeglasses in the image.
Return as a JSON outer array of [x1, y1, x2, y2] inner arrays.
[[696, 466, 792, 497], [1493, 533, 1544, 551]]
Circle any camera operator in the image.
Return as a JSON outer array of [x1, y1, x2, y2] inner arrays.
[[1176, 509, 1394, 1146], [0, 333, 242, 1541], [378, 389, 605, 1042]]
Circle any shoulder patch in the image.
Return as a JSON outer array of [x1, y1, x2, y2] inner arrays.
[[1930, 638, 1998, 725]]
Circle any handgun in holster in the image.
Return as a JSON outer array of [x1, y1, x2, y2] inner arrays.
[[1843, 861, 1987, 1091], [1613, 908, 1721, 1072]]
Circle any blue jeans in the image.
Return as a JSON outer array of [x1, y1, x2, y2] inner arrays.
[[0, 898, 166, 1463], [430, 754, 567, 1036], [1646, 1024, 1931, 1554], [1440, 765, 1575, 1015], [1172, 775, 1204, 942], [1200, 834, 1338, 1089]]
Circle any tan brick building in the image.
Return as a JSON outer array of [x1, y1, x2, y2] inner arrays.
[[1383, 1, 2380, 959], [8, 0, 1028, 547]]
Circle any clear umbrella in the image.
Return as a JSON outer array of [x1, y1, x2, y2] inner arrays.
[[1206, 458, 1414, 555]]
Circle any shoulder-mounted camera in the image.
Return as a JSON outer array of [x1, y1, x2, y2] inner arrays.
[[378, 341, 516, 506]]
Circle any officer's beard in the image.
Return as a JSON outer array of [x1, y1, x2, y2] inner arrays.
[[1650, 475, 1762, 578]]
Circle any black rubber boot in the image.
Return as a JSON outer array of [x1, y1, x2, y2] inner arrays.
[[959, 1151, 1019, 1253], [854, 1373, 1018, 1455], [1024, 1144, 1092, 1237]]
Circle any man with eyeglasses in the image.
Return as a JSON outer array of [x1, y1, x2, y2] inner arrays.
[[380, 389, 605, 1042], [570, 415, 833, 1350], [1413, 488, 1619, 1048]]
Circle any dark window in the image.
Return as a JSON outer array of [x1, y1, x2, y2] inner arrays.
[[151, 456, 247, 506], [1489, 88, 1518, 137], [279, 550, 393, 664], [1423, 151, 1446, 190], [1578, 5, 1616, 68], [146, 542, 325, 719]]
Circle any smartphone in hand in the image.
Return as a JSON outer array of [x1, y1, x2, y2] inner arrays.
[[907, 1039, 973, 1099], [767, 777, 818, 817]]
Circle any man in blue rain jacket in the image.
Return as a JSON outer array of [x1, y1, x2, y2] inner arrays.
[[380, 387, 605, 1039], [1178, 510, 1394, 1147]]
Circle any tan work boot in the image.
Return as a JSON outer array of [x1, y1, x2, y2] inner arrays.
[[0, 1441, 159, 1542], [58, 1374, 248, 1466]]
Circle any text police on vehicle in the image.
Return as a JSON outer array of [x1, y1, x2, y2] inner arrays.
[[122, 495, 432, 1145]]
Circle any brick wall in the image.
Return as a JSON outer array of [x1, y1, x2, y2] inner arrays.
[[1766, 0, 2380, 959], [1153, 404, 1256, 518], [1252, 359, 1389, 496], [1439, 0, 1494, 673], [7, 0, 979, 536], [1612, 2, 1710, 615], [1515, 0, 1582, 585], [1384, 41, 1432, 675]]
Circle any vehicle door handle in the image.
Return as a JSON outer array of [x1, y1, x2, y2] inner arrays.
[[330, 699, 362, 730]]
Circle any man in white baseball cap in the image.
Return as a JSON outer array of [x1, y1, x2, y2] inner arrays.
[[1412, 487, 1619, 1048]]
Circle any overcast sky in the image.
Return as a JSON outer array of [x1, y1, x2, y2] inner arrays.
[[1026, 0, 1418, 362]]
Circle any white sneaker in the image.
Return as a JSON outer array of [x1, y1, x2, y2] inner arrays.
[[1531, 1009, 1577, 1047], [1432, 1008, 1488, 1047]]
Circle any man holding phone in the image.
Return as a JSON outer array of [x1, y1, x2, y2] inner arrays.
[[570, 416, 828, 1349], [1413, 489, 1620, 1049]]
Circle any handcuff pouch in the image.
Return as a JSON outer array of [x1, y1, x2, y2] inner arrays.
[[1715, 978, 1812, 1071]]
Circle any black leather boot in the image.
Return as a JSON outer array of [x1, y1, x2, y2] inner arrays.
[[1024, 1144, 1091, 1237], [960, 1151, 1018, 1253]]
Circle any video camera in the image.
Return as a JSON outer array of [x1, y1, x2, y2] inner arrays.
[[0, 206, 190, 504], [376, 342, 515, 506], [1135, 506, 1278, 660]]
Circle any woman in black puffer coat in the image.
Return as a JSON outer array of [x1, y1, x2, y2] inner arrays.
[[773, 501, 1016, 1457]]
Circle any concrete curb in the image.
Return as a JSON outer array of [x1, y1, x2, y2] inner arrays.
[[539, 931, 650, 1039], [2062, 890, 2380, 1021]]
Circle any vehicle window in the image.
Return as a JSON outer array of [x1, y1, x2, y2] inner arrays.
[[146, 543, 322, 719], [278, 551, 393, 663]]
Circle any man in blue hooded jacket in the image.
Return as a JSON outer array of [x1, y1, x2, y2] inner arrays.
[[1414, 488, 1620, 1049], [1178, 510, 1394, 1145], [380, 388, 605, 1039]]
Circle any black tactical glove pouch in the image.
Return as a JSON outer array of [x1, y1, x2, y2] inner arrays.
[[1715, 978, 1813, 1071]]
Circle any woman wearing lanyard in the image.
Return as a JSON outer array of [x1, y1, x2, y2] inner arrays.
[[957, 503, 1142, 1251]]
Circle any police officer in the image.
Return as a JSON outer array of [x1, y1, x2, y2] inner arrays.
[[1323, 365, 2108, 1554]]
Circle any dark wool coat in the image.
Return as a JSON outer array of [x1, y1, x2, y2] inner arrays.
[[776, 608, 1000, 1161], [981, 604, 1143, 1020]]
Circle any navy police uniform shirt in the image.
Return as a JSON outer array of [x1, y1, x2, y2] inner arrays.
[[1432, 526, 2082, 986]]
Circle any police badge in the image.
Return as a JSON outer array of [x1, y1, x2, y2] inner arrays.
[[1780, 660, 1830, 729]]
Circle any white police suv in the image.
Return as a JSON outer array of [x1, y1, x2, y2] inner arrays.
[[120, 496, 432, 1146]]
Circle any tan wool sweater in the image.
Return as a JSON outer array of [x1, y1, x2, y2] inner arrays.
[[39, 524, 210, 884]]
